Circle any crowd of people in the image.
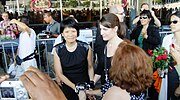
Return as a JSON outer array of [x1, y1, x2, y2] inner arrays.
[[1, 2, 180, 100]]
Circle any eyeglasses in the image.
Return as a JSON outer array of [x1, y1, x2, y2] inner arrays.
[[170, 20, 178, 24], [140, 16, 148, 19]]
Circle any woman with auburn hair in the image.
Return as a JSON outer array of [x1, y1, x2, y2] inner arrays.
[[103, 42, 153, 100]]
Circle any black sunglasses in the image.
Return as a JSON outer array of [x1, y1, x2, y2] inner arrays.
[[170, 20, 178, 24], [140, 16, 148, 19]]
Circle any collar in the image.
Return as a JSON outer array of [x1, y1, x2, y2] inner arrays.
[[50, 20, 56, 25]]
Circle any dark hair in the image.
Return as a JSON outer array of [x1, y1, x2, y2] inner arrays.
[[18, 16, 29, 25], [60, 17, 80, 36], [100, 13, 125, 39], [140, 10, 152, 19], [43, 11, 52, 17], [110, 42, 153, 94], [170, 11, 180, 18]]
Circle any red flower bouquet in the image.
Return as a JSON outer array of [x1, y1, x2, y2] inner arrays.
[[148, 47, 170, 70]]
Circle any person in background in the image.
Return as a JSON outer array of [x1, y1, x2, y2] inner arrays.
[[43, 11, 60, 38], [0, 12, 18, 39], [132, 3, 161, 27], [161, 11, 180, 100], [109, 4, 125, 23], [109, 4, 129, 39], [43, 11, 61, 69], [102, 42, 153, 100], [130, 10, 161, 53], [53, 17, 94, 100], [10, 19, 37, 79], [0, 12, 18, 71]]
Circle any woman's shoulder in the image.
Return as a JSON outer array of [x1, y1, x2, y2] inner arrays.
[[103, 86, 130, 100], [54, 42, 65, 49], [77, 40, 89, 50]]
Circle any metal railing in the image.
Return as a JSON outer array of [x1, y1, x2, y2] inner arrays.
[[0, 28, 97, 78]]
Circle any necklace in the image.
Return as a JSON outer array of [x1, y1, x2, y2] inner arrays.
[[66, 42, 77, 51]]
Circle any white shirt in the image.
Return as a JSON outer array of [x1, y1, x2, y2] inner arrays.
[[18, 28, 36, 59], [162, 34, 174, 53]]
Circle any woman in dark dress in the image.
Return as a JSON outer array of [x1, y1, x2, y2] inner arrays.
[[53, 17, 94, 100], [130, 10, 161, 53]]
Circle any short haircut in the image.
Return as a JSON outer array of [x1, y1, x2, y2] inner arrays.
[[100, 13, 125, 39], [60, 17, 80, 36], [2, 12, 9, 17], [43, 11, 52, 17], [169, 10, 180, 19], [18, 16, 29, 25], [109, 42, 153, 94]]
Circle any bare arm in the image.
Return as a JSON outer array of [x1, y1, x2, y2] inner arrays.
[[93, 74, 101, 84], [10, 19, 31, 35], [151, 10, 161, 27], [132, 16, 140, 25], [87, 46, 94, 81], [53, 49, 76, 90]]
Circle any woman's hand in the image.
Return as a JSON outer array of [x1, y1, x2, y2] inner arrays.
[[78, 90, 86, 100], [0, 75, 9, 83], [20, 66, 67, 100], [56, 76, 63, 86]]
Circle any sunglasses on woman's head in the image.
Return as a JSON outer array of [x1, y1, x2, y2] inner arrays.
[[170, 20, 178, 24], [140, 16, 148, 19]]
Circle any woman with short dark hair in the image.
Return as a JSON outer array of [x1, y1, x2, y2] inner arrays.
[[53, 17, 94, 100]]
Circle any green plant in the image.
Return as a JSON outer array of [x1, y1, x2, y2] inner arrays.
[[148, 47, 170, 70]]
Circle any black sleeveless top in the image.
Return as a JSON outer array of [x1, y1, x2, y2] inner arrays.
[[55, 41, 90, 84]]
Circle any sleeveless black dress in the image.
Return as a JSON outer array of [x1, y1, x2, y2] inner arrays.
[[55, 41, 90, 100]]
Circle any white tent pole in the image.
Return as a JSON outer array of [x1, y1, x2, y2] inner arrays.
[[16, 0, 20, 16], [60, 0, 63, 21], [100, 0, 102, 19]]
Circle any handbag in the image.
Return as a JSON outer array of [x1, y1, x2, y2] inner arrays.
[[15, 55, 24, 65], [175, 84, 180, 97], [15, 50, 36, 65]]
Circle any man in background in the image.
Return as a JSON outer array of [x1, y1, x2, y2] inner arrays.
[[43, 11, 60, 38], [43, 11, 60, 71], [0, 12, 18, 40], [10, 18, 37, 79]]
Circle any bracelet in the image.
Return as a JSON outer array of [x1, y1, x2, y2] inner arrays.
[[89, 81, 95, 89]]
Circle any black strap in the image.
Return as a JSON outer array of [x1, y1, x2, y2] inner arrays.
[[104, 45, 107, 75], [23, 49, 36, 61], [104, 45, 109, 82]]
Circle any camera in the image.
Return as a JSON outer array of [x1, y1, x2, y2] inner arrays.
[[75, 82, 90, 93], [0, 80, 29, 100]]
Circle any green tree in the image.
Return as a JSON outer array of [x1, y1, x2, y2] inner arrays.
[[82, 1, 90, 7], [68, 0, 78, 7]]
